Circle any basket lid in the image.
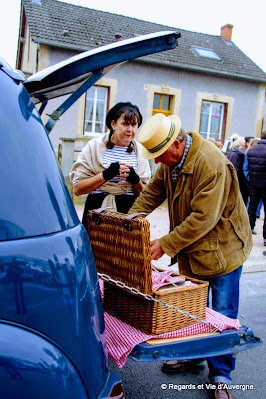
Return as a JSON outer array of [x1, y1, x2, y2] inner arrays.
[[87, 209, 152, 294]]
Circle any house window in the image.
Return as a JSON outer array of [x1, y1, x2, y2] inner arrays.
[[84, 86, 108, 136], [153, 94, 172, 116], [191, 46, 221, 60], [199, 101, 224, 140]]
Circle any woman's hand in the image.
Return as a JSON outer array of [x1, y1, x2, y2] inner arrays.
[[119, 162, 140, 185], [126, 167, 140, 185], [102, 162, 120, 181], [119, 162, 131, 181]]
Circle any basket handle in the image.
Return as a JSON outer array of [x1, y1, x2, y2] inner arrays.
[[92, 207, 113, 214], [124, 212, 148, 221], [124, 213, 148, 231], [89, 209, 148, 228], [89, 207, 113, 225]]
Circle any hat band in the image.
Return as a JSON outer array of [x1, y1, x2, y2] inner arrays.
[[147, 121, 175, 153]]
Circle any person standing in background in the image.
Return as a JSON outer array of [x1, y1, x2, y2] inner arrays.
[[245, 132, 266, 245], [227, 136, 249, 205], [244, 136, 255, 152], [243, 138, 264, 233]]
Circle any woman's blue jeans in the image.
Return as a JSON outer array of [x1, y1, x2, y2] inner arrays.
[[205, 266, 242, 385]]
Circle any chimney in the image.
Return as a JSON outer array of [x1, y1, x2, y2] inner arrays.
[[220, 24, 233, 41]]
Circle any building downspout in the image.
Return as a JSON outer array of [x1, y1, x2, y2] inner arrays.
[[36, 42, 40, 72]]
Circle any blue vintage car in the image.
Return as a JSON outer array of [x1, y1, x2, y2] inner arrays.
[[0, 31, 261, 399], [0, 31, 182, 399]]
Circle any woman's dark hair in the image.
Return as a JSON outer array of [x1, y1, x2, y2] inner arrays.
[[105, 102, 142, 152], [245, 136, 255, 144]]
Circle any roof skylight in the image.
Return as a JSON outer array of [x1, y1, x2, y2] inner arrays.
[[191, 46, 221, 60]]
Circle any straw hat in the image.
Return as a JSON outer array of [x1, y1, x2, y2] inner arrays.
[[138, 113, 181, 159]]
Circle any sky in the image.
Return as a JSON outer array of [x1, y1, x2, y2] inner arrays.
[[1, 0, 265, 73]]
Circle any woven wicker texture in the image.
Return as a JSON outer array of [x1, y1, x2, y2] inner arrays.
[[87, 209, 152, 294], [87, 209, 208, 335], [104, 278, 208, 335]]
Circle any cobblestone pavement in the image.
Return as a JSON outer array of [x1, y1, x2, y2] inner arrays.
[[75, 204, 265, 273]]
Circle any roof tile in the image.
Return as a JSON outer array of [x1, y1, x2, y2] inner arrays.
[[23, 0, 266, 82]]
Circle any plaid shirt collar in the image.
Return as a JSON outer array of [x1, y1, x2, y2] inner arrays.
[[172, 134, 192, 185]]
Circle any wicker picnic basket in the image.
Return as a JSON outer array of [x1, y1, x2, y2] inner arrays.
[[87, 208, 208, 335]]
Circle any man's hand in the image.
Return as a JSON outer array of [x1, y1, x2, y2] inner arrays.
[[150, 239, 165, 260]]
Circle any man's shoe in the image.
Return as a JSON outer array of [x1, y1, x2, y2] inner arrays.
[[214, 383, 233, 399], [264, 239, 266, 246], [161, 359, 205, 373], [251, 229, 257, 235]]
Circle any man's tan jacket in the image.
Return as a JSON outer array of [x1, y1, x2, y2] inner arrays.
[[129, 131, 252, 279]]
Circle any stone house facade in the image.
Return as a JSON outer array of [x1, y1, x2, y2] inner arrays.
[[17, 0, 266, 177]]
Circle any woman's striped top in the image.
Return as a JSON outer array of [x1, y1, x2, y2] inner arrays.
[[92, 145, 138, 194]]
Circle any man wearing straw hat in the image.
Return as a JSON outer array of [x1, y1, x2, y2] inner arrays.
[[128, 113, 252, 399]]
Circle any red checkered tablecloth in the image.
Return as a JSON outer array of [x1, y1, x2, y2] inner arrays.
[[104, 308, 240, 367], [99, 270, 240, 367]]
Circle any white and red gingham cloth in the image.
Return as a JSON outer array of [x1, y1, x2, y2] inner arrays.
[[151, 269, 187, 290], [104, 308, 240, 368], [99, 269, 192, 293], [99, 270, 240, 368]]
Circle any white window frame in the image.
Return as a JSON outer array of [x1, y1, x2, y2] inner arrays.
[[84, 86, 108, 137], [195, 92, 234, 142], [200, 101, 224, 140]]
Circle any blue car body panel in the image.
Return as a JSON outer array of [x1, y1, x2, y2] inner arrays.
[[0, 66, 78, 241], [0, 225, 109, 396], [0, 30, 181, 399], [0, 53, 118, 399], [129, 326, 262, 362], [0, 323, 89, 399]]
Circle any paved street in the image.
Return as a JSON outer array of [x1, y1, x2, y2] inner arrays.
[[145, 206, 266, 274]]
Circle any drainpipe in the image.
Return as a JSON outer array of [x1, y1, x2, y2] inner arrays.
[[36, 42, 40, 72]]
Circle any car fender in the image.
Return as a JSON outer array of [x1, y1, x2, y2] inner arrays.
[[0, 322, 89, 399]]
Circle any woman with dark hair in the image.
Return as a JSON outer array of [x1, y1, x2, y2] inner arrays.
[[70, 102, 151, 230]]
